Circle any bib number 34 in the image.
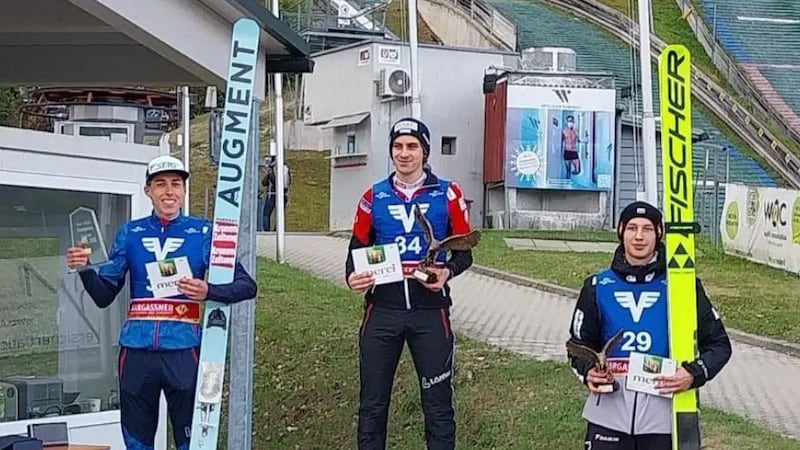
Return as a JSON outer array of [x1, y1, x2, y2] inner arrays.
[[395, 236, 422, 255]]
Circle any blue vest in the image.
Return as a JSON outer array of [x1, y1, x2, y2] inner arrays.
[[370, 178, 451, 264], [98, 213, 211, 349], [595, 269, 670, 359], [124, 219, 209, 300]]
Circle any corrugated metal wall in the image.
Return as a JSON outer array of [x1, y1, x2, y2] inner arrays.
[[615, 121, 664, 225], [483, 77, 507, 184]]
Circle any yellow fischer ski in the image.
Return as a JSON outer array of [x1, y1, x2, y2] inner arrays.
[[658, 44, 701, 450]]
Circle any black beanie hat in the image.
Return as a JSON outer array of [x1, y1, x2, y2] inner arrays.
[[389, 117, 431, 161], [617, 201, 664, 241]]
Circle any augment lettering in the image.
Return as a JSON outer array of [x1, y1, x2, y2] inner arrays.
[[219, 161, 243, 183], [217, 185, 241, 208], [224, 110, 248, 135]]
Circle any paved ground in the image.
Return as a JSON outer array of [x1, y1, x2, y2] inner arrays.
[[257, 234, 800, 440]]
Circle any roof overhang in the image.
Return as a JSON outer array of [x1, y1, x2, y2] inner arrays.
[[320, 112, 370, 129], [0, 0, 313, 96]]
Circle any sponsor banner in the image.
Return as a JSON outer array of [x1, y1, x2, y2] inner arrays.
[[128, 299, 202, 324], [720, 183, 800, 274]]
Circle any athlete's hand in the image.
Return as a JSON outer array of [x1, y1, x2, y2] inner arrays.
[[420, 267, 451, 292], [65, 246, 91, 269], [586, 367, 615, 394], [178, 277, 209, 300], [655, 368, 694, 394], [348, 271, 375, 294]]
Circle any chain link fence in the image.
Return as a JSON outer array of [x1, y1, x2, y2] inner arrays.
[[693, 143, 731, 246]]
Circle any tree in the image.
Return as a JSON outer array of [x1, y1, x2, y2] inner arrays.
[[0, 87, 26, 127]]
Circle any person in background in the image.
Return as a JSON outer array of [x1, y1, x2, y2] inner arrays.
[[261, 156, 291, 231]]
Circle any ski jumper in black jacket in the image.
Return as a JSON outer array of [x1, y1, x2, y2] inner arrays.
[[567, 201, 732, 450], [345, 169, 473, 450]]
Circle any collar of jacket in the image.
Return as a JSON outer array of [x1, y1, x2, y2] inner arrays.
[[147, 209, 188, 228], [609, 241, 667, 283], [387, 167, 440, 190]]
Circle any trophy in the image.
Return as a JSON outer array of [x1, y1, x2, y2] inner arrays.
[[411, 205, 481, 284], [565, 330, 624, 393], [68, 207, 110, 272]]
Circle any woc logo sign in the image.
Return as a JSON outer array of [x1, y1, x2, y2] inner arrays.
[[614, 291, 660, 323], [763, 199, 787, 227]]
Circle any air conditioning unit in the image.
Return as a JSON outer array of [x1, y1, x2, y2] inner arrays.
[[377, 68, 412, 98], [518, 47, 577, 72]]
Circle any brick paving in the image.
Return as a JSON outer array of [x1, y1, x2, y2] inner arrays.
[[256, 234, 800, 440]]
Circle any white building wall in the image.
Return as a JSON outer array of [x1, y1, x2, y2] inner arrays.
[[0, 126, 170, 450], [303, 40, 519, 231]]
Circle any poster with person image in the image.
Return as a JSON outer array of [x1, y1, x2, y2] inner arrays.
[[504, 85, 615, 191]]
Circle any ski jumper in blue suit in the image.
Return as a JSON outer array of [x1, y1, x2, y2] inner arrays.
[[78, 212, 257, 450]]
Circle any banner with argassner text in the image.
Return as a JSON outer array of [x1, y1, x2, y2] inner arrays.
[[720, 183, 800, 275]]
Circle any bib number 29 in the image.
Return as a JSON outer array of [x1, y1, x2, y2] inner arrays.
[[395, 236, 422, 255], [621, 331, 652, 353]]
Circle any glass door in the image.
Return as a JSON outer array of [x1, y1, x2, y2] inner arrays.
[[0, 177, 137, 422]]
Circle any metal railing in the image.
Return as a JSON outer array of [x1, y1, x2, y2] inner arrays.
[[435, 0, 517, 51], [544, 0, 800, 189], [671, 0, 800, 145], [693, 144, 731, 245], [282, 0, 391, 36]]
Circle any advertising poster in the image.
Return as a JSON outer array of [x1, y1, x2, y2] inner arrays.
[[505, 85, 616, 191], [720, 183, 800, 275]]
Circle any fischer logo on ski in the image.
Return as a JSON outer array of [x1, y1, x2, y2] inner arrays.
[[189, 17, 261, 450]]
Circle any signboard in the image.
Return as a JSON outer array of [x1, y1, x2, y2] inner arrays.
[[504, 85, 616, 191], [720, 183, 800, 275], [378, 45, 400, 65], [358, 47, 371, 66]]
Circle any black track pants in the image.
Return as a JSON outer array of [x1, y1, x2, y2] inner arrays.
[[357, 305, 455, 450]]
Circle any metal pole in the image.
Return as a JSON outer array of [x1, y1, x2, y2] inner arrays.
[[711, 147, 720, 244], [182, 85, 191, 215], [712, 4, 718, 41], [408, 0, 422, 118], [638, 0, 658, 206], [226, 99, 259, 450], [273, 0, 286, 264]]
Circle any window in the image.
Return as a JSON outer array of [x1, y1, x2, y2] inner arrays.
[[441, 136, 457, 155], [0, 184, 130, 422], [347, 132, 357, 154]]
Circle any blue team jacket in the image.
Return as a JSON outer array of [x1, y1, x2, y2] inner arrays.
[[79, 211, 257, 350]]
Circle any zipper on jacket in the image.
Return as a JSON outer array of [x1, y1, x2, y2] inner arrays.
[[629, 391, 639, 435], [403, 279, 411, 309], [154, 321, 160, 350]]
